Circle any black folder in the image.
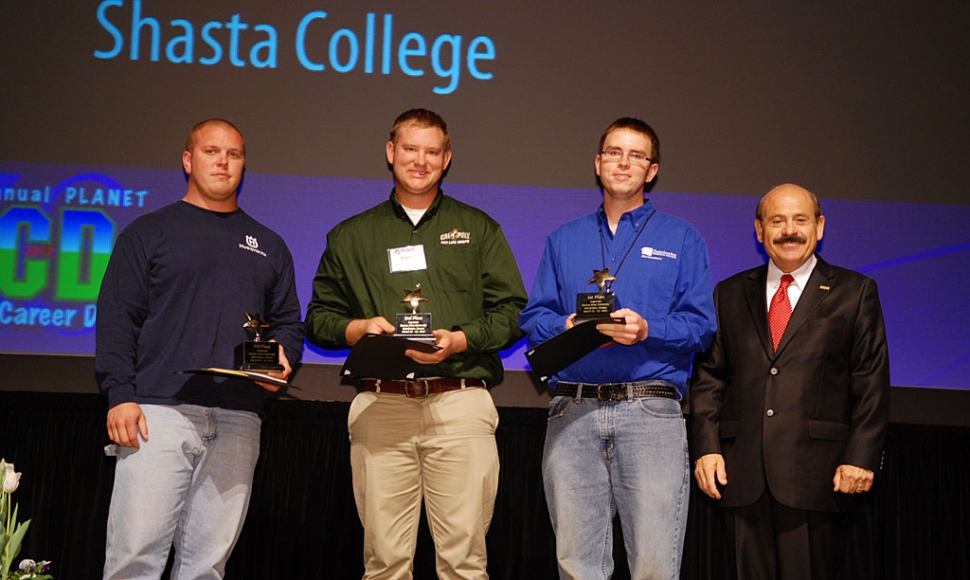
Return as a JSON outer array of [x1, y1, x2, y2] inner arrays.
[[524, 317, 624, 382], [340, 333, 440, 380]]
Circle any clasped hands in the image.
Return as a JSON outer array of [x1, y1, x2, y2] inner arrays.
[[346, 316, 468, 364]]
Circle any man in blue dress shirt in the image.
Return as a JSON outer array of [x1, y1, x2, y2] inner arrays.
[[520, 117, 716, 580]]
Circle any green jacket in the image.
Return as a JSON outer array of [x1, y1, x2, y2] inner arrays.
[[305, 190, 528, 385]]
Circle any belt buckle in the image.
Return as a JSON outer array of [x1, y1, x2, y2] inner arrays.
[[405, 379, 430, 398], [596, 383, 622, 401]]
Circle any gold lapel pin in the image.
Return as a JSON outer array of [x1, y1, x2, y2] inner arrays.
[[819, 285, 830, 291]]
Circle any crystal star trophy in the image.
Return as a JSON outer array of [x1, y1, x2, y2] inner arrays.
[[575, 268, 617, 322], [396, 284, 435, 343], [235, 311, 284, 371]]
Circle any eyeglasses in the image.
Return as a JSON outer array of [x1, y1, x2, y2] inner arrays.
[[600, 148, 653, 166]]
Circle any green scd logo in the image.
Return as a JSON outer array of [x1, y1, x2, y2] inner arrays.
[[0, 174, 126, 331]]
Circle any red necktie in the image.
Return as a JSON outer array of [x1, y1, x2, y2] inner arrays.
[[769, 274, 794, 351]]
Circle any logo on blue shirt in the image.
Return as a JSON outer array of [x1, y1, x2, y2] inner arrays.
[[641, 246, 678, 260]]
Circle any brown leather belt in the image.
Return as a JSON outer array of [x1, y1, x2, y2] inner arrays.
[[359, 378, 486, 397], [555, 381, 678, 401]]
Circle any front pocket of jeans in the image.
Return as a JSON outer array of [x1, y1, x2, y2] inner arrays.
[[635, 397, 682, 418], [547, 396, 570, 422]]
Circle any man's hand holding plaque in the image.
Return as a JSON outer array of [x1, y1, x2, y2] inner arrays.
[[339, 285, 444, 379], [584, 308, 647, 345], [179, 312, 291, 391], [525, 269, 629, 381]]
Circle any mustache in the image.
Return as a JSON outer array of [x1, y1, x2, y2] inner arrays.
[[773, 234, 807, 244]]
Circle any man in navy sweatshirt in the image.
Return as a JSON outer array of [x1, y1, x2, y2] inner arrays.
[[96, 118, 304, 579]]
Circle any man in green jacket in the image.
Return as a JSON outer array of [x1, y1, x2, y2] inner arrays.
[[305, 108, 528, 580]]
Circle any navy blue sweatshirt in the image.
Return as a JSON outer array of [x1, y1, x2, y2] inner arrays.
[[96, 201, 303, 414]]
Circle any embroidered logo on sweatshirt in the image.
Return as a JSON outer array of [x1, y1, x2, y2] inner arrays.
[[440, 228, 471, 245], [239, 235, 267, 257], [640, 246, 677, 261]]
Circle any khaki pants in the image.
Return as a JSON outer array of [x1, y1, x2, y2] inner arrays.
[[348, 387, 500, 580]]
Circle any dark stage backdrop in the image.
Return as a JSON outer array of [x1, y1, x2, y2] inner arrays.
[[2, 392, 969, 580], [2, 1, 970, 399]]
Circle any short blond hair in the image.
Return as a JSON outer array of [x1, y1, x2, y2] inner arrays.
[[388, 108, 451, 151], [185, 118, 245, 155]]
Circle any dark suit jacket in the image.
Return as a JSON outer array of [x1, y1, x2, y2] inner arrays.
[[689, 256, 890, 512]]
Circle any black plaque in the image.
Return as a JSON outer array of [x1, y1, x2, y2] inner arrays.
[[575, 268, 617, 322], [395, 284, 435, 343], [235, 312, 284, 371]]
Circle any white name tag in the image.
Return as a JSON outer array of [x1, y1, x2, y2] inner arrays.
[[388, 244, 428, 273]]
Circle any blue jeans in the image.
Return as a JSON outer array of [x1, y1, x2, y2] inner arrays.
[[103, 404, 261, 580], [543, 395, 690, 580]]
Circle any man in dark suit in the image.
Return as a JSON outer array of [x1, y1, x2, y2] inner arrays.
[[689, 183, 890, 579]]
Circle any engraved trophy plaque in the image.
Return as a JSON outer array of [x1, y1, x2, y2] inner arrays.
[[235, 311, 284, 371], [575, 268, 617, 322], [396, 284, 435, 343]]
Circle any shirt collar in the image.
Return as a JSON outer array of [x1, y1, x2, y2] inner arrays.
[[767, 254, 817, 290], [596, 198, 656, 230], [389, 188, 444, 222]]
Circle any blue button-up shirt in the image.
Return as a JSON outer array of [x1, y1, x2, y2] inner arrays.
[[520, 200, 716, 394]]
